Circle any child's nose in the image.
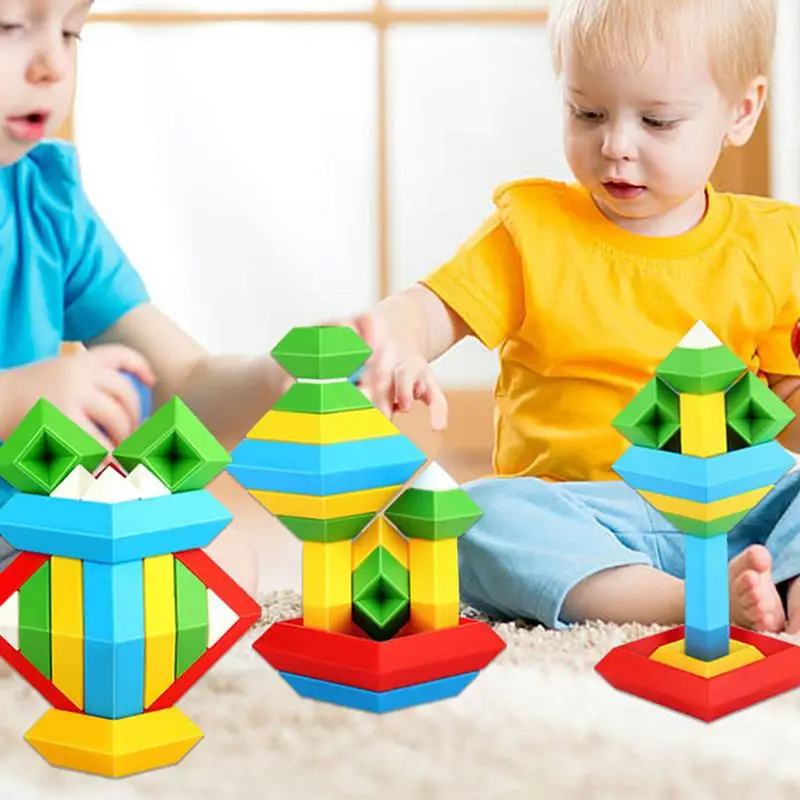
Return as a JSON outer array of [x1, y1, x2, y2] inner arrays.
[[26, 43, 67, 85], [601, 126, 636, 161]]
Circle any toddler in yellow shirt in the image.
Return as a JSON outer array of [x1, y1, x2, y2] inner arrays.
[[349, 0, 800, 632]]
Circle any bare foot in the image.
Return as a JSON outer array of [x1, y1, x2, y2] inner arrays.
[[729, 545, 785, 632], [784, 577, 800, 633]]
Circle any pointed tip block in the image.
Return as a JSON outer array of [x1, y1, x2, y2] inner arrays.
[[112, 397, 230, 493], [81, 467, 141, 504], [0, 399, 107, 494], [272, 326, 372, 381], [50, 465, 95, 500], [677, 320, 724, 350]]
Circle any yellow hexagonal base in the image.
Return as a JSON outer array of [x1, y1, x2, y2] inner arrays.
[[650, 638, 764, 677], [24, 707, 203, 778]]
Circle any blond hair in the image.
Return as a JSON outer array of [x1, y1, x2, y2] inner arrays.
[[548, 0, 776, 98]]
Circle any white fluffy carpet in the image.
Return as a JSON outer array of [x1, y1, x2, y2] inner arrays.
[[4, 591, 800, 799]]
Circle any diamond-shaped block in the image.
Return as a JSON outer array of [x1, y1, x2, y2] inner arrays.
[[272, 381, 373, 415], [656, 342, 745, 395], [613, 376, 680, 449], [0, 400, 106, 494], [725, 370, 795, 448], [272, 326, 371, 381], [384, 462, 482, 540], [352, 546, 410, 641], [112, 397, 230, 493]]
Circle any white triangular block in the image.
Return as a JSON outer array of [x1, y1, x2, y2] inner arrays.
[[409, 461, 458, 492], [207, 588, 238, 648], [50, 465, 94, 500], [677, 320, 722, 350], [127, 464, 170, 499], [81, 467, 139, 503], [0, 591, 19, 650]]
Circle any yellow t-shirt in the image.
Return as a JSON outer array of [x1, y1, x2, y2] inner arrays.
[[421, 179, 800, 483]]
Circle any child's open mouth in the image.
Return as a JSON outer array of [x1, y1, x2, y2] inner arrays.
[[5, 111, 50, 143], [603, 181, 646, 200]]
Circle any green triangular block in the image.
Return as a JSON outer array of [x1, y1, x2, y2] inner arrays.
[[656, 345, 745, 394], [276, 512, 374, 543], [657, 508, 750, 538], [613, 376, 680, 449], [384, 486, 483, 540], [271, 326, 371, 381], [272, 381, 373, 414], [174, 559, 209, 677], [725, 371, 794, 446], [0, 399, 106, 493], [352, 546, 410, 641], [113, 397, 230, 492]]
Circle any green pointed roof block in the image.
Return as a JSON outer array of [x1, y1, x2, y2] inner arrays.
[[613, 376, 680, 449], [352, 546, 410, 641], [656, 346, 745, 394], [0, 399, 106, 494], [276, 512, 374, 543], [271, 326, 371, 381], [112, 397, 230, 493], [384, 486, 483, 540], [272, 381, 373, 414], [725, 371, 795, 447], [657, 508, 753, 538]]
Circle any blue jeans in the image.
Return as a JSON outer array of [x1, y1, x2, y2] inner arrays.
[[458, 471, 800, 629]]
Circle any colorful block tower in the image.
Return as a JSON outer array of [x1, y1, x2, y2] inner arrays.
[[0, 397, 260, 776], [228, 325, 505, 713], [596, 321, 800, 721]]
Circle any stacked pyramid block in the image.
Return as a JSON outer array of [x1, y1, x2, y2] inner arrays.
[[596, 321, 800, 721], [228, 326, 505, 712], [0, 395, 260, 777]]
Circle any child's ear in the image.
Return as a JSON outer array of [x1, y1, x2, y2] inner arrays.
[[725, 76, 768, 148]]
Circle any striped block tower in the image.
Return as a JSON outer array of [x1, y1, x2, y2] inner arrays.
[[0, 397, 260, 777], [596, 320, 800, 721], [231, 325, 505, 713]]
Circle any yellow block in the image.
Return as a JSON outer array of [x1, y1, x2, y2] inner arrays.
[[409, 538, 459, 631], [679, 392, 727, 457], [143, 555, 176, 708], [251, 484, 401, 519], [353, 516, 408, 570], [303, 541, 352, 631], [51, 557, 83, 710], [650, 638, 764, 678], [25, 707, 202, 778], [248, 409, 399, 444], [638, 484, 772, 522]]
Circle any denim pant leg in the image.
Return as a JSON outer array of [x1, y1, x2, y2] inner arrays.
[[458, 476, 667, 630]]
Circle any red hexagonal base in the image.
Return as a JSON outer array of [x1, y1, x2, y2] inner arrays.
[[596, 625, 800, 721], [253, 616, 505, 692]]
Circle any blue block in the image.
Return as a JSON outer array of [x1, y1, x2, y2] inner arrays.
[[684, 535, 729, 661], [0, 490, 232, 563], [278, 671, 480, 713], [613, 441, 795, 504], [228, 436, 426, 496], [83, 560, 145, 719]]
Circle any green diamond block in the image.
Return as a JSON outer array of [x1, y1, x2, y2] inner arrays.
[[384, 486, 483, 541], [0, 400, 106, 494], [276, 512, 375, 543], [613, 376, 680, 450], [112, 397, 230, 492], [656, 345, 745, 395], [272, 381, 373, 414], [725, 371, 795, 448], [352, 546, 410, 641], [271, 326, 371, 381]]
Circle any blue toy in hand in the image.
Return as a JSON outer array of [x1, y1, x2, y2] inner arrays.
[[123, 370, 152, 422]]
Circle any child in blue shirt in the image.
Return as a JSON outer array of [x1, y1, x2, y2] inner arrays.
[[0, 0, 288, 596]]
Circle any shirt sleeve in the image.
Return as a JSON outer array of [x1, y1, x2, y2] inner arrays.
[[755, 209, 800, 377], [420, 211, 525, 350], [29, 141, 149, 343]]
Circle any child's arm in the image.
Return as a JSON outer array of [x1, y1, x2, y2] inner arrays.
[[89, 302, 288, 451]]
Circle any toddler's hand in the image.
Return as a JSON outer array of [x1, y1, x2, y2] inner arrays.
[[0, 344, 155, 449]]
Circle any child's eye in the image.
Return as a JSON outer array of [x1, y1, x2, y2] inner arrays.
[[0, 23, 23, 33], [643, 117, 677, 130], [571, 106, 605, 123], [63, 30, 82, 42]]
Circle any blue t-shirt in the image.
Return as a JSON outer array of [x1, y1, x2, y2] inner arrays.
[[0, 139, 148, 367], [0, 140, 149, 565]]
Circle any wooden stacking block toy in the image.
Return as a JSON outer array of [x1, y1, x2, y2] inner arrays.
[[596, 320, 800, 721], [0, 394, 260, 777], [228, 325, 505, 713]]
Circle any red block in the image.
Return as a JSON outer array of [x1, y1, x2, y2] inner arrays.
[[595, 625, 800, 721], [146, 549, 261, 711], [253, 616, 505, 692]]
